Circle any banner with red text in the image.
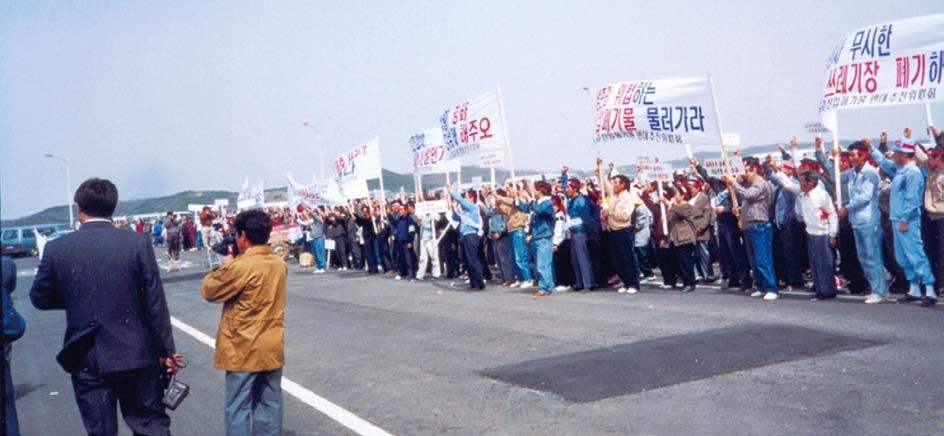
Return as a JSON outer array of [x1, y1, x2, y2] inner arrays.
[[410, 127, 461, 175], [819, 14, 944, 113], [439, 88, 507, 161], [334, 137, 382, 184], [592, 77, 721, 147], [286, 174, 346, 208]]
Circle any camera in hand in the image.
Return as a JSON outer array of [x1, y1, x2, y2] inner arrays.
[[212, 232, 239, 257]]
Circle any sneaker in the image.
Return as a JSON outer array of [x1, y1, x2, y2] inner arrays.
[[864, 294, 888, 304], [395, 275, 402, 281], [750, 291, 764, 298], [658, 284, 674, 290], [647, 275, 658, 281], [617, 287, 627, 293], [898, 294, 922, 303], [554, 285, 571, 292], [625, 287, 639, 294], [518, 282, 534, 290], [763, 293, 779, 301], [682, 286, 695, 293], [509, 281, 521, 288]]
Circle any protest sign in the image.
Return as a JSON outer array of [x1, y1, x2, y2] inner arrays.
[[636, 162, 673, 182], [414, 200, 448, 217], [702, 158, 746, 178], [411, 127, 461, 175], [591, 77, 721, 146], [479, 150, 505, 168], [237, 178, 265, 210], [819, 14, 944, 113], [334, 137, 382, 183], [440, 88, 507, 160], [287, 174, 346, 207]]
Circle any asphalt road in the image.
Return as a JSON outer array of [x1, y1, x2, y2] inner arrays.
[[7, 249, 944, 435]]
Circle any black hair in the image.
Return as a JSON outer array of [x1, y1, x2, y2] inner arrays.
[[233, 210, 273, 245], [799, 172, 820, 186], [612, 175, 631, 187], [74, 178, 118, 218]]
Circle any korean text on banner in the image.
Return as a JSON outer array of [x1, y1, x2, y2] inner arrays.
[[637, 162, 673, 182], [414, 200, 448, 217], [334, 137, 382, 183], [592, 77, 720, 146], [286, 175, 346, 208], [702, 158, 746, 178], [237, 180, 265, 210], [479, 150, 505, 168], [440, 88, 507, 161], [411, 127, 461, 175], [819, 14, 944, 113]]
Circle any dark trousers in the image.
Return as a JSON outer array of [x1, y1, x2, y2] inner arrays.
[[673, 243, 697, 287], [460, 234, 485, 288], [775, 219, 806, 288], [166, 236, 181, 260], [934, 219, 944, 291], [441, 237, 460, 278], [478, 237, 492, 280], [331, 237, 348, 268], [694, 240, 714, 279], [807, 234, 837, 298], [570, 231, 597, 289], [396, 241, 417, 278], [554, 240, 575, 287], [591, 233, 611, 286], [363, 237, 379, 274], [635, 245, 653, 277], [71, 366, 170, 436], [609, 227, 639, 289], [718, 220, 752, 288], [838, 218, 868, 293], [492, 235, 513, 282], [656, 245, 679, 287]]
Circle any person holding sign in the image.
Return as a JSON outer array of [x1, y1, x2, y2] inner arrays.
[[693, 159, 752, 291], [838, 142, 887, 304], [662, 187, 697, 292], [449, 185, 486, 290], [517, 181, 556, 298], [603, 174, 640, 294], [724, 159, 778, 300], [867, 138, 937, 308]]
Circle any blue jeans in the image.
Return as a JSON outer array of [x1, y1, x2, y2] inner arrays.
[[853, 224, 888, 296], [4, 344, 20, 436], [893, 219, 936, 297], [225, 369, 283, 436], [743, 222, 778, 293], [510, 230, 533, 282], [533, 237, 555, 292], [312, 238, 326, 269]]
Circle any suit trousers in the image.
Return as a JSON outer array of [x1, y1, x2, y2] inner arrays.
[[609, 227, 639, 289], [807, 234, 837, 298], [71, 366, 170, 436], [672, 243, 697, 287], [718, 219, 752, 289]]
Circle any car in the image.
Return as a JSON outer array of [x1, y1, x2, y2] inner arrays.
[[1, 224, 70, 256]]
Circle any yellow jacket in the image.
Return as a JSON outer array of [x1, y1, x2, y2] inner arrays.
[[201, 245, 287, 372]]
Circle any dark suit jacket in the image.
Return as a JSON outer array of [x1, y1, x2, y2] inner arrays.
[[30, 221, 176, 373]]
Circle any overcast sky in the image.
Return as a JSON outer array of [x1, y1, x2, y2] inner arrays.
[[2, 1, 942, 220]]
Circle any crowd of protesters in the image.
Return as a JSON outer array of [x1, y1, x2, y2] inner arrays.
[[259, 127, 940, 309]]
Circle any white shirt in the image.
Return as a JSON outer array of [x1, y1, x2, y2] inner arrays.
[[772, 173, 838, 237]]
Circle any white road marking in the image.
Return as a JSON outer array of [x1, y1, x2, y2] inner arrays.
[[169, 316, 394, 436]]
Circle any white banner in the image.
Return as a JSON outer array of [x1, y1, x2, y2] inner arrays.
[[410, 127, 461, 175], [334, 137, 382, 184], [338, 178, 370, 200], [820, 14, 944, 113], [479, 150, 505, 168], [286, 174, 346, 208], [636, 162, 673, 182], [414, 200, 448, 217], [592, 77, 720, 146], [237, 178, 265, 210], [701, 158, 746, 178], [440, 88, 507, 161]]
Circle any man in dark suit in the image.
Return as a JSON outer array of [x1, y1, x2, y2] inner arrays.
[[30, 178, 178, 436]]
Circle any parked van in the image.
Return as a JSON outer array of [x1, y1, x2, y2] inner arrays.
[[1, 224, 69, 256]]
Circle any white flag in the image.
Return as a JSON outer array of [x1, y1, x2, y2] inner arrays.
[[286, 173, 346, 208], [411, 127, 461, 175], [334, 137, 382, 184]]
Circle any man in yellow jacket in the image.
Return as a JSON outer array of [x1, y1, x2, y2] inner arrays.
[[201, 210, 287, 436]]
